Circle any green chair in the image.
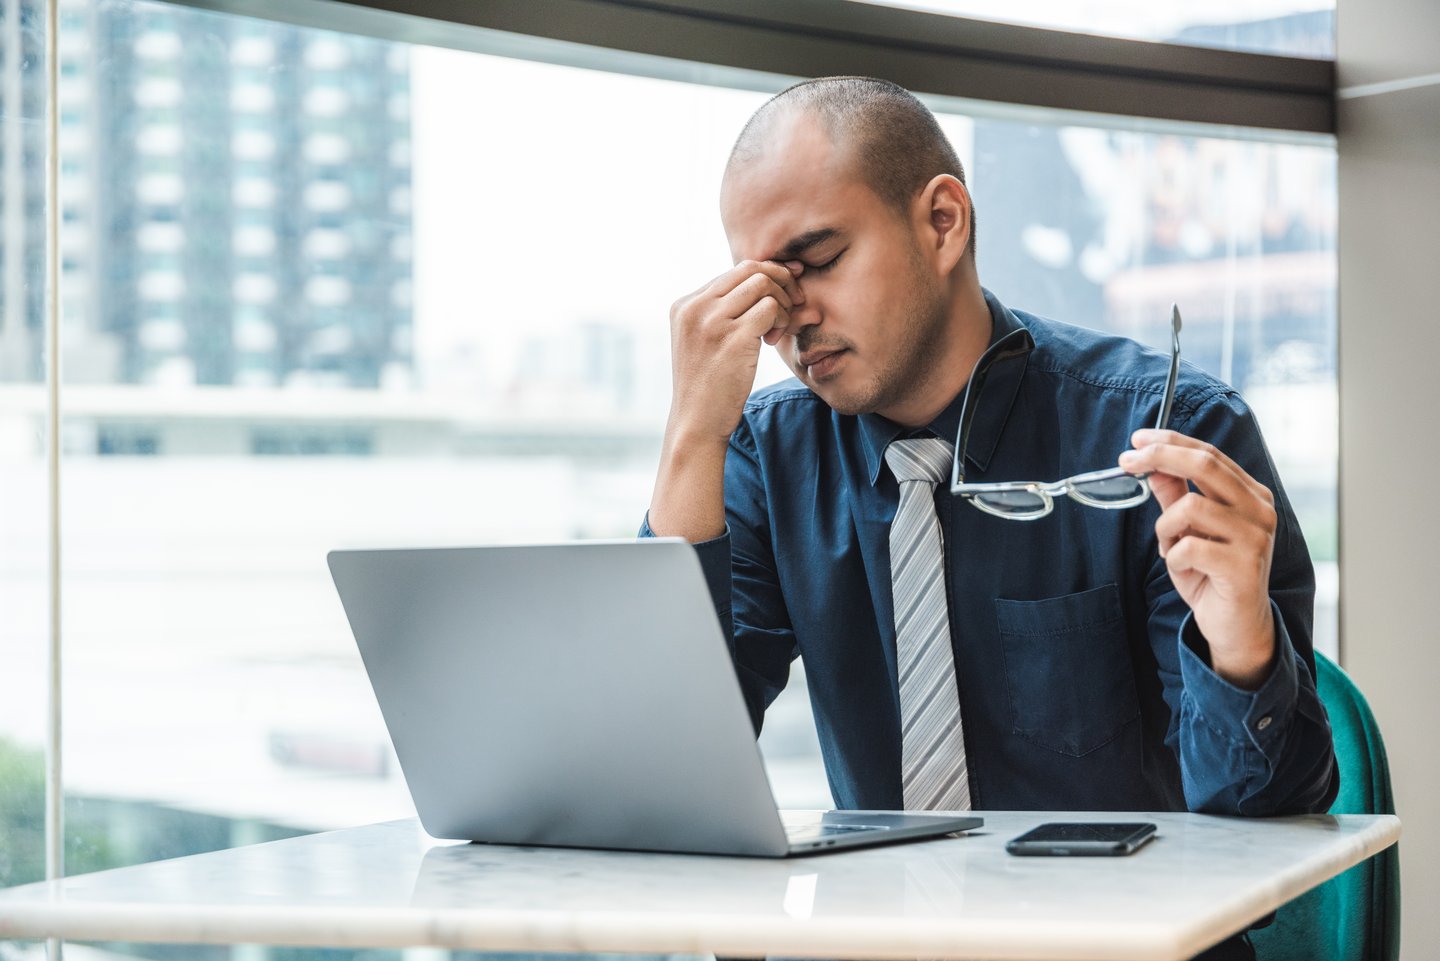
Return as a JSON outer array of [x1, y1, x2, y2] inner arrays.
[[1251, 651, 1400, 961]]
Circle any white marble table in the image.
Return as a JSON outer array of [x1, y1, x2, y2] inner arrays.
[[0, 811, 1400, 960]]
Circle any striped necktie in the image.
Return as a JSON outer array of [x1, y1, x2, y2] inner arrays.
[[884, 437, 971, 812]]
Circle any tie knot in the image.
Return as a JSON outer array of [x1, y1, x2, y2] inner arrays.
[[885, 437, 953, 484]]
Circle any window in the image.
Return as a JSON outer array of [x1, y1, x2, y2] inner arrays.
[[2, 2, 1339, 945]]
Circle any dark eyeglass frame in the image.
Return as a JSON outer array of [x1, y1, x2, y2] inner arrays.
[[948, 305, 1183, 521]]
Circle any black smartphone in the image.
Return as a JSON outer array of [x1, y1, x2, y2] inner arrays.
[[1005, 821, 1157, 857]]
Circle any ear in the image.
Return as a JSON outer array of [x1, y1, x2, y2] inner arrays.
[[917, 174, 972, 273]]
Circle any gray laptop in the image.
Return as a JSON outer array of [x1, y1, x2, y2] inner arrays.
[[327, 539, 982, 857]]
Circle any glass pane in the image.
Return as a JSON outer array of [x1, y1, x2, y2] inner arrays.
[[0, 0, 49, 891], [960, 113, 1337, 659], [62, 2, 420, 889], [851, 0, 1335, 58]]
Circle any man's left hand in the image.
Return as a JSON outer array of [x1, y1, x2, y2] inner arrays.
[[1119, 429, 1277, 690]]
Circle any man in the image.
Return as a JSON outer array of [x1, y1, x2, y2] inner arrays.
[[643, 77, 1336, 958]]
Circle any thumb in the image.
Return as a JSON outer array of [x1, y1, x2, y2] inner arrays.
[[1148, 471, 1188, 511]]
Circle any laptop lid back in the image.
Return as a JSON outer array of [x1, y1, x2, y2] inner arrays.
[[328, 540, 791, 856]]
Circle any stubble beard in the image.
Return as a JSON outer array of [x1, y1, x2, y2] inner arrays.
[[823, 274, 951, 418]]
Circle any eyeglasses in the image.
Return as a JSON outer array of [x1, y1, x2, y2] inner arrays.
[[948, 305, 1183, 521]]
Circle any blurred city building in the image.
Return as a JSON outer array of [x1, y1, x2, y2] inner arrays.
[[0, 0, 413, 396]]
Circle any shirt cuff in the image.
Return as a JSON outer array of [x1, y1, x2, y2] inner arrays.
[[1176, 600, 1300, 751], [639, 513, 732, 617]]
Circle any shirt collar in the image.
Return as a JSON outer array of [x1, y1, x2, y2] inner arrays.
[[856, 288, 1033, 486]]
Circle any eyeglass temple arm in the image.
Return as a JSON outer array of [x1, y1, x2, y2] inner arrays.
[[951, 327, 1035, 488], [1153, 304, 1183, 431]]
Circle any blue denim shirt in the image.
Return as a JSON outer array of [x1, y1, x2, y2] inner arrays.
[[645, 290, 1337, 816]]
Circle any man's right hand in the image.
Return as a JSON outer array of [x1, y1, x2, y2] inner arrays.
[[648, 260, 805, 542], [666, 259, 805, 445]]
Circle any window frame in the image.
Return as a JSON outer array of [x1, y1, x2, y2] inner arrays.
[[170, 0, 1335, 133]]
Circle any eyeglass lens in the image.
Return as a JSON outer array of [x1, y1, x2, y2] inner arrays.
[[974, 490, 1050, 517], [1069, 474, 1148, 506]]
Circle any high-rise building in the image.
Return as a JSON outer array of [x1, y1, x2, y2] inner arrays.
[[0, 0, 46, 384], [1, 0, 413, 391]]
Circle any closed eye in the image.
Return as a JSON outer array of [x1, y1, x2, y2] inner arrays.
[[805, 249, 846, 274]]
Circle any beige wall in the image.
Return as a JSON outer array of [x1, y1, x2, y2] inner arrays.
[[1336, 2, 1440, 957]]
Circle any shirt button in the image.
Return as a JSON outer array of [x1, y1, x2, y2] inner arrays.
[[1256, 715, 1273, 731]]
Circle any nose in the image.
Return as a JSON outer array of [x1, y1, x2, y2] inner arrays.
[[786, 284, 822, 337]]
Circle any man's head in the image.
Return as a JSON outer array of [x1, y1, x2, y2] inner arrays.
[[719, 77, 982, 424], [728, 77, 976, 258]]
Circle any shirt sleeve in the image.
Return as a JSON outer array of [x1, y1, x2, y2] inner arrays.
[[1146, 390, 1339, 816], [639, 417, 797, 734]]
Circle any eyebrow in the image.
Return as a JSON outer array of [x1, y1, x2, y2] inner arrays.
[[771, 227, 841, 262]]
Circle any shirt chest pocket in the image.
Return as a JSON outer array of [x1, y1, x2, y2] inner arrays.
[[995, 584, 1140, 757]]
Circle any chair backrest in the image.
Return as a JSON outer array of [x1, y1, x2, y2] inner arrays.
[[1250, 651, 1400, 961]]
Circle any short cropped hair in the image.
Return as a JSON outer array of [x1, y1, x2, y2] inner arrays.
[[728, 76, 975, 254]]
